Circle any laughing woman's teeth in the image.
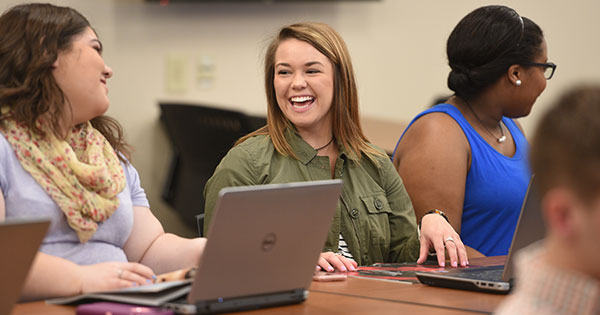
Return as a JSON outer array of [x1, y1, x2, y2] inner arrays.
[[291, 96, 312, 102], [290, 96, 314, 107]]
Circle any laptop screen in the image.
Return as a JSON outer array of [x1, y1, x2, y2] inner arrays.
[[0, 218, 49, 314], [502, 176, 545, 281]]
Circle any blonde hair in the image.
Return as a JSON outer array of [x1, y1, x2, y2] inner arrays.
[[238, 22, 384, 161]]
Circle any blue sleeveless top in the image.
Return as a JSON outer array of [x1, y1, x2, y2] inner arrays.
[[394, 104, 531, 256]]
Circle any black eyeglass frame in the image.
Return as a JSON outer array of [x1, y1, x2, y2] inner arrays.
[[522, 62, 557, 80]]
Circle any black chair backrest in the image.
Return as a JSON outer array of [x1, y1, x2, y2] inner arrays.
[[159, 103, 266, 235]]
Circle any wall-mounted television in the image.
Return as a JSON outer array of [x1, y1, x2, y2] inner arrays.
[[148, 0, 379, 3]]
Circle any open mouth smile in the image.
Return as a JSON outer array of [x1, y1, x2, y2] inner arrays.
[[289, 95, 315, 109]]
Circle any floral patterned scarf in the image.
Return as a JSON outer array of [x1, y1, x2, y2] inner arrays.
[[0, 106, 126, 242]]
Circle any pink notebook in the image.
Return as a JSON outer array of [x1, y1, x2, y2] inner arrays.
[[76, 302, 173, 315]]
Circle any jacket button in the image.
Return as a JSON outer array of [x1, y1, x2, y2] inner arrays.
[[374, 199, 383, 210], [350, 208, 359, 218]]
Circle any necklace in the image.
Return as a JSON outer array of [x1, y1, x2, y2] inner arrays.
[[313, 138, 334, 151], [462, 98, 506, 143]]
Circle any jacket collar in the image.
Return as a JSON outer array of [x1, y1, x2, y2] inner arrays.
[[284, 127, 348, 165]]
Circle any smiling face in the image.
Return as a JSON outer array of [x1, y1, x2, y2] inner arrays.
[[52, 27, 113, 128], [273, 38, 335, 136]]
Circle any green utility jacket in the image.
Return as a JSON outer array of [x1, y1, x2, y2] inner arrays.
[[203, 130, 419, 265]]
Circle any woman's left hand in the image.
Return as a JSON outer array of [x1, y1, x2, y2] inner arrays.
[[417, 214, 468, 267]]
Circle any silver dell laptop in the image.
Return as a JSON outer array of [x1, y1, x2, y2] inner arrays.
[[166, 179, 342, 314], [0, 218, 50, 315], [416, 176, 545, 293]]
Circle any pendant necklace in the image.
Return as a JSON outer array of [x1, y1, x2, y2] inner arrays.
[[313, 138, 334, 151], [462, 98, 506, 143]]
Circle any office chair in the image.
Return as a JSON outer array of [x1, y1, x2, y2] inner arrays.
[[159, 103, 266, 236]]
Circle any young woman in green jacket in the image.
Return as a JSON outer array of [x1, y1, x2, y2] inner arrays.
[[204, 22, 468, 271]]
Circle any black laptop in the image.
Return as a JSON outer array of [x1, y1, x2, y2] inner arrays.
[[415, 177, 545, 293]]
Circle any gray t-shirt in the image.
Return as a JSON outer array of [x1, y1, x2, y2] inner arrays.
[[0, 132, 150, 265]]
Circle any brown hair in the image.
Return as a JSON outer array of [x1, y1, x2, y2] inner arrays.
[[237, 22, 383, 161], [0, 3, 131, 161], [530, 85, 600, 202]]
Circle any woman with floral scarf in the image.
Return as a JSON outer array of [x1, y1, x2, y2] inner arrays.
[[0, 3, 205, 300]]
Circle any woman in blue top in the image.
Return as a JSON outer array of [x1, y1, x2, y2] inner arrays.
[[393, 5, 555, 257]]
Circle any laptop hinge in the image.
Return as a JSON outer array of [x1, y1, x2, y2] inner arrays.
[[194, 288, 307, 314]]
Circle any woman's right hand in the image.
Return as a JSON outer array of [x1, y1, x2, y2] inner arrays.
[[78, 262, 156, 294], [317, 252, 357, 272]]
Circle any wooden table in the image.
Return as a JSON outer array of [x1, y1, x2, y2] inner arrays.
[[12, 256, 506, 315], [12, 293, 486, 315], [310, 256, 506, 314]]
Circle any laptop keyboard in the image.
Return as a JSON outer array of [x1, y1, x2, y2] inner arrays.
[[451, 265, 504, 281]]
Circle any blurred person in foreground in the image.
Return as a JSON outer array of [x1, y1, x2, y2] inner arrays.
[[495, 85, 600, 314]]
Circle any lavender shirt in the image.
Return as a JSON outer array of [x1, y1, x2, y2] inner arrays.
[[0, 132, 150, 265]]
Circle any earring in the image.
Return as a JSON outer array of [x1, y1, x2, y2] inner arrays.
[[515, 80, 522, 86]]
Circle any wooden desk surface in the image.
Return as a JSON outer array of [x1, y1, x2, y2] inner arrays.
[[13, 256, 507, 315], [12, 292, 481, 315], [310, 256, 507, 314]]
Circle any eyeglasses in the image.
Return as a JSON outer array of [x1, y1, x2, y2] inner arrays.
[[522, 62, 557, 80]]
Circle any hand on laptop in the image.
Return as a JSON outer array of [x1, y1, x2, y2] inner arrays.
[[317, 252, 357, 272], [417, 214, 469, 268], [78, 262, 156, 293]]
